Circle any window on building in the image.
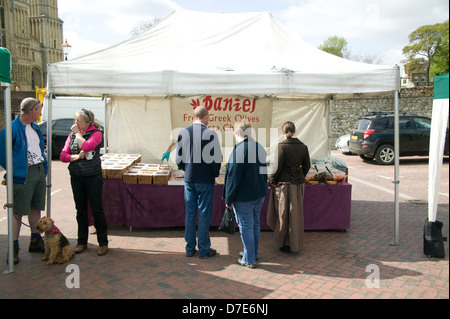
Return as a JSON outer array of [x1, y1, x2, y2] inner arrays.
[[1, 7, 5, 30]]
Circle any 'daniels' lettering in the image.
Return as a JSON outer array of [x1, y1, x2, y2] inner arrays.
[[191, 96, 257, 114]]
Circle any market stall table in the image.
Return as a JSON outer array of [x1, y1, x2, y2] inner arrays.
[[95, 179, 351, 231]]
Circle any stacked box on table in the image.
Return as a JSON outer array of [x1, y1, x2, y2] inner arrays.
[[153, 170, 172, 185], [122, 166, 142, 184], [101, 153, 142, 179], [137, 164, 159, 184]]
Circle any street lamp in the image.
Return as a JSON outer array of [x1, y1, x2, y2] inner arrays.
[[61, 39, 72, 60]]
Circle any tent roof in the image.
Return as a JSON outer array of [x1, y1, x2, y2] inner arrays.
[[47, 10, 399, 96]]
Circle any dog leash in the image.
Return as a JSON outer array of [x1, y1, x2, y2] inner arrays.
[[4, 203, 36, 228], [14, 214, 31, 228]]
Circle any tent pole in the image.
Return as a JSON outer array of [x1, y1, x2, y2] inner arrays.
[[391, 90, 400, 246], [2, 83, 14, 274], [46, 93, 53, 218], [103, 94, 108, 154], [328, 95, 333, 158]]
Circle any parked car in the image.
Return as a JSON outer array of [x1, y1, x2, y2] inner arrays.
[[38, 118, 104, 158], [348, 112, 449, 165], [335, 134, 353, 154]]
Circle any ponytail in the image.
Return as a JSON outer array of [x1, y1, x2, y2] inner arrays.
[[282, 121, 296, 138]]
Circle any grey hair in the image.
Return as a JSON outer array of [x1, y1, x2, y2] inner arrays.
[[234, 121, 252, 138], [75, 108, 101, 129], [20, 98, 40, 113]]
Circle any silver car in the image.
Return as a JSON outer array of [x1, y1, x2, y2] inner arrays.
[[335, 134, 352, 154]]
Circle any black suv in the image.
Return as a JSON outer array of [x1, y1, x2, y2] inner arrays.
[[348, 112, 449, 165]]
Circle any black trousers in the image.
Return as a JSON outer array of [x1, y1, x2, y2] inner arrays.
[[70, 173, 108, 247]]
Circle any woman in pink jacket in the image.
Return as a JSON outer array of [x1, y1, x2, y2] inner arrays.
[[60, 109, 108, 256]]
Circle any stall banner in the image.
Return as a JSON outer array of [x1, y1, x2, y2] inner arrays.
[[106, 95, 329, 163], [170, 95, 273, 147]]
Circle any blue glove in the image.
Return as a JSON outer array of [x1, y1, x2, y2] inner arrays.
[[161, 151, 170, 162]]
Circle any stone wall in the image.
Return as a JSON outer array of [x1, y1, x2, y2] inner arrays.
[[0, 90, 36, 129], [330, 87, 434, 148]]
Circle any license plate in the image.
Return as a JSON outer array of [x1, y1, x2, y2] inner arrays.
[[351, 135, 358, 140]]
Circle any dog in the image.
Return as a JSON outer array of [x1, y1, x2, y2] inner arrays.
[[37, 217, 75, 265]]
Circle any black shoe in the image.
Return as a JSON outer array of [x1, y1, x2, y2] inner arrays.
[[185, 250, 196, 257], [279, 245, 291, 253], [29, 236, 45, 253], [6, 242, 20, 265], [199, 248, 217, 259]]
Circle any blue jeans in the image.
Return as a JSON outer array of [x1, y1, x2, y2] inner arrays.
[[184, 182, 214, 257], [233, 196, 265, 265]]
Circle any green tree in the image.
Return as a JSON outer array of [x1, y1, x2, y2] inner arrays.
[[318, 36, 348, 58], [431, 20, 449, 77], [402, 20, 449, 85], [319, 35, 382, 64]]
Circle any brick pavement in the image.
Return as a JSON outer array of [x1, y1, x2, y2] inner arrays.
[[0, 151, 448, 301]]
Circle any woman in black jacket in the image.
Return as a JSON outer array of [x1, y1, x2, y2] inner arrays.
[[60, 109, 108, 256], [267, 121, 311, 253]]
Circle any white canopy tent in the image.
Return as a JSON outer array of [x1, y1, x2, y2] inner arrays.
[[45, 10, 402, 240], [47, 10, 399, 161], [48, 10, 398, 96]]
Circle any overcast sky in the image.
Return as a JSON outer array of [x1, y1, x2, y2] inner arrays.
[[58, 0, 449, 72]]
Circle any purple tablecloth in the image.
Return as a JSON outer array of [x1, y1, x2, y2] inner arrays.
[[99, 179, 352, 230]]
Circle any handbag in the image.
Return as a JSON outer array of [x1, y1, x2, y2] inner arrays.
[[219, 207, 236, 234]]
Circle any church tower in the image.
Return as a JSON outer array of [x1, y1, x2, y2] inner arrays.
[[1, 0, 63, 90]]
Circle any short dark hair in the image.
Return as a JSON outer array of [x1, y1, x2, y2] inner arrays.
[[193, 106, 208, 119]]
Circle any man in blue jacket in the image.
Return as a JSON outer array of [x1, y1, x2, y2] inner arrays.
[[0, 98, 48, 264], [176, 106, 222, 259]]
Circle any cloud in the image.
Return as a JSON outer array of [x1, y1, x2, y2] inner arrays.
[[277, 0, 449, 65], [58, 0, 449, 63], [58, 0, 181, 57], [61, 31, 109, 60]]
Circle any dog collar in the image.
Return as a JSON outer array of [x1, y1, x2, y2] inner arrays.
[[45, 226, 60, 234]]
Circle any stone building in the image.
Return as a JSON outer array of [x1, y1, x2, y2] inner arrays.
[[1, 0, 63, 91]]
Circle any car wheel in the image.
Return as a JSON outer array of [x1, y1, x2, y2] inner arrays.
[[375, 144, 395, 165], [359, 154, 373, 161]]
